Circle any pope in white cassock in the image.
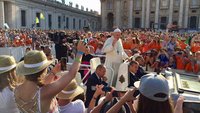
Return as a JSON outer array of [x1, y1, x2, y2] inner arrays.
[[102, 28, 129, 86]]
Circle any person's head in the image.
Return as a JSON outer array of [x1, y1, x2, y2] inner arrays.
[[25, 47, 31, 53], [95, 64, 106, 78], [57, 79, 84, 101], [137, 94, 174, 113], [88, 46, 95, 54], [44, 46, 51, 54], [195, 51, 200, 60], [128, 60, 139, 74], [0, 55, 17, 91], [97, 42, 103, 49], [169, 56, 175, 63], [135, 55, 145, 67], [16, 50, 53, 87], [160, 49, 166, 55], [35, 42, 41, 50], [177, 50, 184, 57], [44, 46, 52, 60], [170, 36, 176, 42], [99, 33, 104, 38], [132, 49, 141, 55], [87, 32, 92, 38], [164, 34, 170, 41], [135, 74, 173, 113], [113, 28, 121, 40], [40, 46, 45, 51]]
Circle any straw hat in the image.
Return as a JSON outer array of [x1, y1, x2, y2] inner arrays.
[[57, 79, 84, 99], [0, 55, 16, 74], [16, 50, 52, 76]]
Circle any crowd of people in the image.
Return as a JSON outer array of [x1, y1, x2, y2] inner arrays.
[[0, 27, 200, 113], [1, 28, 200, 73]]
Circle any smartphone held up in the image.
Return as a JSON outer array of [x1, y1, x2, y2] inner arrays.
[[60, 57, 67, 71]]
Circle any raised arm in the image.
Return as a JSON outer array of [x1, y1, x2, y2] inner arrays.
[[174, 96, 184, 113], [106, 89, 136, 113], [88, 85, 105, 112], [91, 92, 113, 113], [42, 41, 88, 98]]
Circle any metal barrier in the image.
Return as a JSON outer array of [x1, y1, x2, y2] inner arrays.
[[0, 44, 55, 62]]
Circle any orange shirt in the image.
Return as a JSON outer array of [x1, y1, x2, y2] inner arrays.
[[20, 34, 27, 40], [14, 39, 20, 47], [148, 41, 154, 49], [154, 42, 161, 51], [88, 39, 98, 51], [175, 56, 185, 70], [185, 62, 199, 73], [26, 38, 32, 45], [19, 39, 23, 46], [181, 40, 187, 49], [191, 45, 200, 53], [123, 41, 132, 50], [141, 44, 149, 53], [185, 62, 193, 72]]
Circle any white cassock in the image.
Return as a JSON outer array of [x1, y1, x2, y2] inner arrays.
[[102, 36, 128, 86]]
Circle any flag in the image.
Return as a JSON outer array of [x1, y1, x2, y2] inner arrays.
[[35, 17, 40, 24], [40, 13, 45, 20], [3, 23, 10, 29]]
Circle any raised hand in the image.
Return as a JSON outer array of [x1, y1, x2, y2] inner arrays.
[[93, 85, 105, 97], [51, 63, 61, 74], [121, 88, 137, 102], [77, 41, 89, 53], [112, 38, 118, 46]]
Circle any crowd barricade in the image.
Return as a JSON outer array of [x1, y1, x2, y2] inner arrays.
[[0, 47, 26, 62], [0, 44, 55, 62]]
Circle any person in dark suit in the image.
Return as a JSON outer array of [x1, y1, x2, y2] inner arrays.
[[128, 60, 139, 88], [135, 55, 147, 79], [85, 64, 107, 107]]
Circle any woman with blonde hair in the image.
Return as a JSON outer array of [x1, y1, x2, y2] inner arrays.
[[14, 41, 88, 113], [0, 55, 19, 113]]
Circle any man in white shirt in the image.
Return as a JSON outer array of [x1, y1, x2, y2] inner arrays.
[[102, 28, 129, 86]]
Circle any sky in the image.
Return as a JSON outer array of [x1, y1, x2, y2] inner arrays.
[[57, 0, 101, 14]]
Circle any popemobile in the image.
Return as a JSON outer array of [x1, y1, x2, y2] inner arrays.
[[161, 68, 200, 113]]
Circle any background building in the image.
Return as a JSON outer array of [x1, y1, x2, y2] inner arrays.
[[0, 0, 101, 31], [101, 0, 200, 31]]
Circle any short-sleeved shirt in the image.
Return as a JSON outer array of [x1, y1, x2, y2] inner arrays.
[[0, 87, 20, 113], [59, 100, 85, 113]]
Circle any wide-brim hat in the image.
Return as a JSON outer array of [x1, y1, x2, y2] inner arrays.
[[57, 79, 84, 100], [134, 73, 169, 102], [16, 50, 52, 76], [0, 55, 16, 74]]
